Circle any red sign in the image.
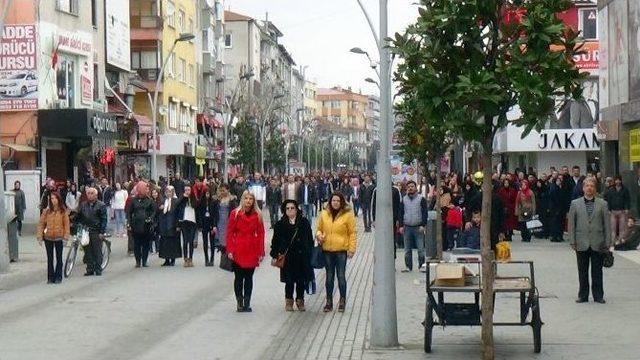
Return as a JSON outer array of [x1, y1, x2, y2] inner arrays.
[[0, 24, 38, 111], [550, 41, 599, 71]]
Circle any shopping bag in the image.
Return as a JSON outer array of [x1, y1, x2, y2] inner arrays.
[[310, 245, 325, 269], [495, 241, 511, 262], [526, 216, 543, 230], [80, 229, 90, 246]]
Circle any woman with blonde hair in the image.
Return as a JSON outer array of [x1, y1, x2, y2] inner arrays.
[[226, 191, 265, 312]]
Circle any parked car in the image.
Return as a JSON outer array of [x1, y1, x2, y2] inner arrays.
[[0, 72, 37, 97]]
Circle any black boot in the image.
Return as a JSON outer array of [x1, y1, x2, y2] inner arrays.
[[236, 297, 244, 312], [243, 297, 252, 312]]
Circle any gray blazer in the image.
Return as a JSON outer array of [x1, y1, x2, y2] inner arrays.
[[567, 197, 611, 252]]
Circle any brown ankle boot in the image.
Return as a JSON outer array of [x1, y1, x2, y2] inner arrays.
[[296, 299, 306, 312], [338, 298, 346, 312], [285, 299, 294, 311], [323, 298, 333, 312]]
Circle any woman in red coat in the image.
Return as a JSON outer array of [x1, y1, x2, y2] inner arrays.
[[496, 178, 518, 241], [226, 190, 265, 312]]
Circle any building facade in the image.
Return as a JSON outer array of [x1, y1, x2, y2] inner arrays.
[[492, 1, 600, 175]]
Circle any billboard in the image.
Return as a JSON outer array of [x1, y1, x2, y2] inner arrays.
[[609, 0, 629, 106], [629, 0, 640, 100], [0, 24, 38, 111], [105, 0, 131, 71]]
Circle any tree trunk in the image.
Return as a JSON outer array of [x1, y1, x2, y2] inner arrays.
[[480, 137, 495, 360], [260, 127, 265, 174], [434, 156, 443, 260]]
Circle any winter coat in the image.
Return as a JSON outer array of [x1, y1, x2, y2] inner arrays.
[[127, 197, 156, 236], [497, 186, 519, 232], [297, 184, 317, 205], [158, 198, 180, 237], [226, 209, 265, 269], [515, 191, 537, 222], [266, 186, 283, 207], [37, 209, 70, 241], [196, 197, 219, 231], [316, 206, 357, 253], [270, 215, 314, 283]]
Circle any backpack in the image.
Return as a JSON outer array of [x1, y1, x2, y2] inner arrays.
[[445, 206, 463, 229]]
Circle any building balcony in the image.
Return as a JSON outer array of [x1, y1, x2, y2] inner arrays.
[[133, 68, 163, 92], [131, 16, 163, 41], [203, 53, 216, 74]]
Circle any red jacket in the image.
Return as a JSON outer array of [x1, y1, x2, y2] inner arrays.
[[226, 209, 265, 269]]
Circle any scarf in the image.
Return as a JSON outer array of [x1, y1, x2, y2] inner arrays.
[[163, 198, 171, 214]]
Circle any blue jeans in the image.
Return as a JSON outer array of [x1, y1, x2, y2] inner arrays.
[[403, 226, 426, 270], [302, 203, 314, 219], [324, 251, 347, 299], [113, 209, 126, 235], [352, 199, 361, 217]]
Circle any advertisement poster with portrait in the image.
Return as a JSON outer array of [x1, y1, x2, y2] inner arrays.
[[390, 155, 417, 184], [609, 0, 629, 106], [599, 6, 609, 108], [0, 24, 38, 111], [629, 0, 640, 100]]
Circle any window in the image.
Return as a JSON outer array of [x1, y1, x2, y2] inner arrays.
[[188, 64, 194, 87], [130, 51, 159, 69], [331, 101, 340, 109], [56, 0, 78, 15], [166, 1, 175, 28], [178, 10, 185, 32], [188, 18, 194, 35], [579, 8, 597, 40], [179, 58, 186, 83], [91, 0, 97, 26], [180, 106, 188, 132], [224, 33, 233, 48], [169, 102, 178, 128]]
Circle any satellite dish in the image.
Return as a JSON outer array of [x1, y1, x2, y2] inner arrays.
[[159, 106, 168, 116]]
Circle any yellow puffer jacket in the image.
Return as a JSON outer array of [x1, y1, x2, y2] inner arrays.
[[316, 207, 357, 253]]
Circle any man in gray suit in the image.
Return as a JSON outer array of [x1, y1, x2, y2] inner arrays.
[[567, 177, 612, 304]]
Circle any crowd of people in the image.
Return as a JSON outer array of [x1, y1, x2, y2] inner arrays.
[[29, 163, 640, 308], [33, 171, 368, 314]]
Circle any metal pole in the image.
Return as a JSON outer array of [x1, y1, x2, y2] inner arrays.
[[369, 0, 398, 347], [0, 0, 12, 273], [151, 40, 180, 181]]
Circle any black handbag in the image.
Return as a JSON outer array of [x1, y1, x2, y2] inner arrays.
[[603, 251, 614, 268], [219, 250, 234, 272], [310, 244, 325, 269]]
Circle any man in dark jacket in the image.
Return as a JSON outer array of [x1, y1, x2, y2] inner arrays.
[[360, 175, 376, 232], [13, 180, 26, 236], [604, 175, 631, 244], [297, 177, 317, 219], [266, 178, 283, 228], [171, 172, 186, 198], [231, 175, 247, 199], [76, 187, 108, 276]]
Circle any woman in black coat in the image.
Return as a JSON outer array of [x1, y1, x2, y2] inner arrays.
[[158, 186, 182, 266], [197, 189, 220, 266], [270, 199, 314, 312], [548, 177, 567, 242]]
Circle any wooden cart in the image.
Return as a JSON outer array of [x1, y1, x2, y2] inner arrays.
[[424, 260, 543, 353]]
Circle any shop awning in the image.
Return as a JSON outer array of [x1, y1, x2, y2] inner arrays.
[[133, 114, 153, 134], [2, 143, 38, 152], [197, 113, 224, 129]]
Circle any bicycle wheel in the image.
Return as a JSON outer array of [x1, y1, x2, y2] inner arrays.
[[100, 241, 111, 271], [64, 244, 78, 278]]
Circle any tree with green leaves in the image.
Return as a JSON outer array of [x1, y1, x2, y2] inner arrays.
[[231, 119, 257, 173], [392, 1, 585, 358]]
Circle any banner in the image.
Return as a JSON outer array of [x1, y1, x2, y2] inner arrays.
[[105, 0, 131, 71], [0, 24, 38, 111]]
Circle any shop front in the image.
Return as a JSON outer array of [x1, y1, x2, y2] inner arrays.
[[38, 109, 120, 185], [494, 124, 601, 174], [156, 133, 196, 180]]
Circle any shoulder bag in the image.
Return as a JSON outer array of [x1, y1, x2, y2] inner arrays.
[[271, 227, 298, 269]]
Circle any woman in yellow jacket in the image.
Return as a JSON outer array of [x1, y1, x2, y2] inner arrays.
[[37, 192, 70, 284], [316, 192, 357, 312]]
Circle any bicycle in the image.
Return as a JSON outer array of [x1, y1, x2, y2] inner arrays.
[[64, 225, 112, 278]]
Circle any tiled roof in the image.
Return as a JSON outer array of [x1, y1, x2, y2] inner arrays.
[[225, 10, 253, 22]]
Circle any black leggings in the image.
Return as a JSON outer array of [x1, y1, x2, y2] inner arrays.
[[285, 281, 306, 300], [202, 229, 215, 264], [233, 266, 255, 299], [181, 221, 197, 260]]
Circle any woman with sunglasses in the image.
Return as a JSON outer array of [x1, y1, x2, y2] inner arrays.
[[270, 199, 314, 311]]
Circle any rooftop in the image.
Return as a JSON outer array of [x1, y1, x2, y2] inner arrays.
[[225, 10, 253, 22]]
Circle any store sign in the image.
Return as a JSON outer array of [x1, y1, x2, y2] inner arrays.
[[91, 114, 117, 134], [550, 42, 599, 71], [0, 24, 38, 111], [538, 129, 600, 151], [56, 31, 92, 57], [630, 129, 640, 163], [80, 59, 93, 105], [105, 0, 130, 71]]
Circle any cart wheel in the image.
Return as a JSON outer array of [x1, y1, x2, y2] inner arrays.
[[424, 299, 433, 353], [531, 296, 542, 353]]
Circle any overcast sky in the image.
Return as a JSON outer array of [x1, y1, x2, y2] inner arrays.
[[225, 0, 419, 96]]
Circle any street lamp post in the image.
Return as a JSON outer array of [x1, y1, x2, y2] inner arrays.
[[355, 0, 398, 347], [149, 32, 195, 181]]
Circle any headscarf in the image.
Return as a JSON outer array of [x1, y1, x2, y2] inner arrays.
[[516, 179, 533, 208]]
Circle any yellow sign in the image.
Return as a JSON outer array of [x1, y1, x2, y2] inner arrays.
[[630, 129, 640, 163]]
